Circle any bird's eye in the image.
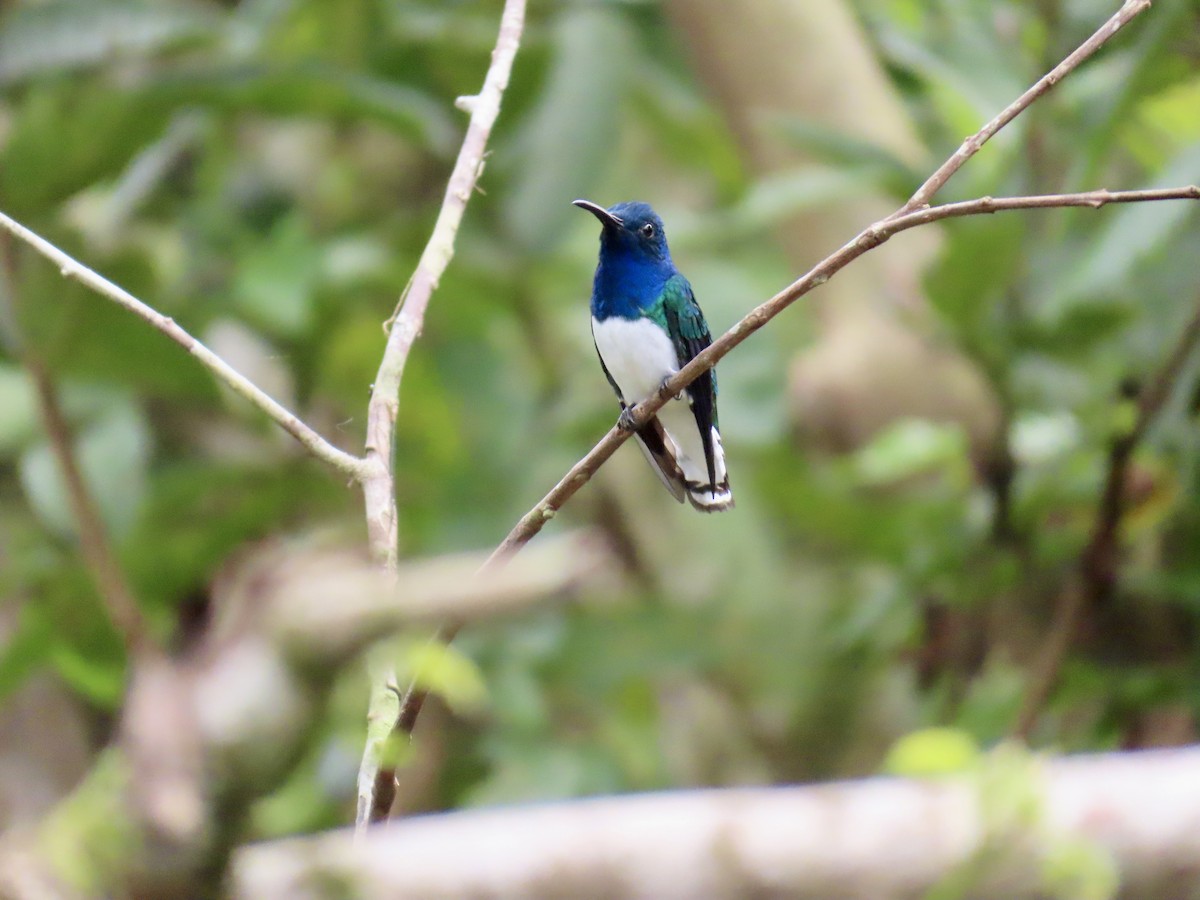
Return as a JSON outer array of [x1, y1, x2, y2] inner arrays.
[[640, 223, 655, 239]]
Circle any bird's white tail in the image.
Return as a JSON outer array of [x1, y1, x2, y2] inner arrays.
[[657, 403, 733, 512]]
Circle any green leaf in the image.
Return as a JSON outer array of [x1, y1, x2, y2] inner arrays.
[[232, 213, 320, 338], [17, 256, 217, 400], [1041, 837, 1120, 900], [1128, 75, 1200, 169], [398, 639, 488, 715], [878, 27, 1023, 148], [0, 365, 39, 458], [18, 398, 152, 541], [772, 117, 925, 198], [50, 638, 127, 708], [78, 113, 206, 238], [721, 167, 880, 238], [852, 418, 969, 486], [0, 603, 54, 703], [1078, 0, 1200, 182], [925, 213, 1025, 345], [883, 727, 981, 777], [627, 59, 744, 197], [0, 86, 177, 216]]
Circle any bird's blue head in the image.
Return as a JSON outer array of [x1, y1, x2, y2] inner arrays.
[[575, 199, 676, 318]]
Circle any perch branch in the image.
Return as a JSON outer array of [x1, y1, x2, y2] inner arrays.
[[1014, 290, 1200, 738], [354, 0, 527, 831], [488, 186, 1200, 566], [0, 210, 368, 480]]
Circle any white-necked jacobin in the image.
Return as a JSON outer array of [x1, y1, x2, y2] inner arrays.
[[575, 199, 733, 512]]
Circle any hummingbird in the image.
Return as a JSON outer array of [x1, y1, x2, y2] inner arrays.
[[575, 199, 733, 512]]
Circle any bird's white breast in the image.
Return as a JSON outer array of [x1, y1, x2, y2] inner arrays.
[[592, 316, 679, 405]]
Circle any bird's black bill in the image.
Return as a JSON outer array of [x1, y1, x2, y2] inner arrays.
[[572, 199, 623, 229]]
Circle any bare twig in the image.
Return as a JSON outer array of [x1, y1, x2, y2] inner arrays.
[[0, 211, 368, 480], [361, 0, 527, 569], [1014, 291, 1200, 738], [488, 186, 1200, 566], [355, 0, 527, 831], [896, 0, 1152, 214]]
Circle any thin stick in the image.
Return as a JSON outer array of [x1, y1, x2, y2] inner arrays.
[[0, 211, 367, 481], [354, 0, 527, 831], [487, 185, 1200, 566], [1014, 290, 1200, 738], [25, 362, 153, 654], [361, 0, 527, 570], [895, 0, 1152, 214]]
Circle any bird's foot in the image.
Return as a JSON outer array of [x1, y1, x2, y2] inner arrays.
[[617, 408, 638, 432], [658, 376, 684, 402]]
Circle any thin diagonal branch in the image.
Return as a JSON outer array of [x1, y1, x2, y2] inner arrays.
[[895, 0, 1152, 214], [487, 185, 1200, 567], [355, 0, 527, 832], [0, 211, 368, 480], [1014, 289, 1200, 738]]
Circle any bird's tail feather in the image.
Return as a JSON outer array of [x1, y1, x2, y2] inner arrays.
[[683, 425, 733, 512], [684, 480, 734, 513], [632, 411, 734, 512]]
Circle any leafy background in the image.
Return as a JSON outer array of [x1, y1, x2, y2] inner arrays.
[[1, 0, 1199, 843]]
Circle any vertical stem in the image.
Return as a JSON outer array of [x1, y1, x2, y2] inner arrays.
[[355, 0, 528, 830]]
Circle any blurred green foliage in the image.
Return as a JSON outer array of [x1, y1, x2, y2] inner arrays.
[[1, 0, 1199, 844]]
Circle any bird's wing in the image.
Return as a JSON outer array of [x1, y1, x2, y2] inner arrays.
[[593, 339, 624, 401], [656, 274, 719, 491], [594, 337, 686, 503]]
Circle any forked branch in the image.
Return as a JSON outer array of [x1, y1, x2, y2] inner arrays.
[[0, 211, 368, 480], [361, 0, 528, 570], [486, 185, 1200, 566]]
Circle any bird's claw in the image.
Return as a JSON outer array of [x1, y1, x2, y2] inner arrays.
[[617, 408, 638, 432], [659, 377, 684, 402]]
